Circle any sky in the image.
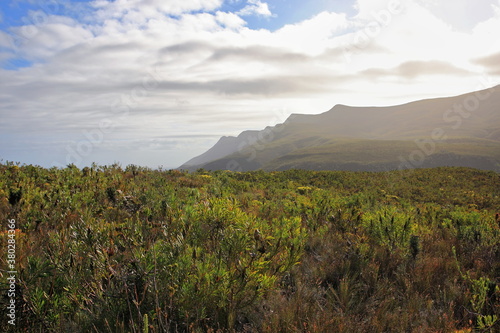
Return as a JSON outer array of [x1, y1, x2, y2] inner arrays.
[[0, 0, 499, 169]]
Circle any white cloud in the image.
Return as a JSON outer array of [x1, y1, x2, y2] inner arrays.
[[271, 11, 351, 54], [92, 0, 224, 18], [354, 0, 407, 20], [238, 0, 273, 17], [0, 31, 13, 48], [11, 21, 94, 61], [473, 1, 500, 42], [215, 11, 247, 29]]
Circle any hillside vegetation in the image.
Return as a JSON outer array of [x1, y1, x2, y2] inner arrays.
[[1, 163, 500, 332]]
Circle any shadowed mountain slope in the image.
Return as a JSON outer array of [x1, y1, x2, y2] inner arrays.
[[180, 85, 500, 172]]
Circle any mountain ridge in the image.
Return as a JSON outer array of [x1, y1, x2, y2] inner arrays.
[[179, 85, 500, 172]]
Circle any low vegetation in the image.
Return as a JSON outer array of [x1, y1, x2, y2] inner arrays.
[[1, 162, 499, 332]]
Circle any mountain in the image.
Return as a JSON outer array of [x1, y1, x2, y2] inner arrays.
[[181, 130, 260, 167], [179, 85, 500, 172]]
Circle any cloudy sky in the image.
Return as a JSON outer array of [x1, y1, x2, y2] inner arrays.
[[0, 0, 499, 168]]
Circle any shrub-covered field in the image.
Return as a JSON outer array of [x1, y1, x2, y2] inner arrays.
[[1, 163, 499, 332]]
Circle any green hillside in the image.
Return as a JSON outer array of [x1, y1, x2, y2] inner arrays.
[[265, 138, 500, 171]]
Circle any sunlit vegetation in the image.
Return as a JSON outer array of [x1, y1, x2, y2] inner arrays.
[[1, 162, 499, 332]]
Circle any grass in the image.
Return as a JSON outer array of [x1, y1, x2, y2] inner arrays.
[[0, 163, 499, 332]]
